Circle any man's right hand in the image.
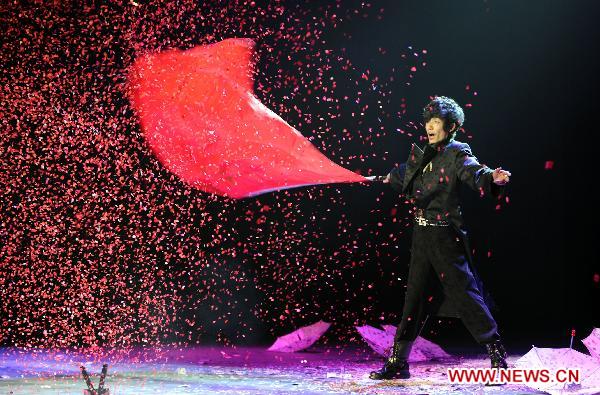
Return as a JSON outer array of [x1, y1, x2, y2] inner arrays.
[[365, 174, 391, 183]]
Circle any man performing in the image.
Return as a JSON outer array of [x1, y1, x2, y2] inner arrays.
[[369, 96, 511, 380]]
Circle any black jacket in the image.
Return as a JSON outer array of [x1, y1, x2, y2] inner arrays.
[[389, 139, 503, 234]]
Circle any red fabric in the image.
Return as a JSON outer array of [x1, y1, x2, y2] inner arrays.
[[128, 38, 366, 198]]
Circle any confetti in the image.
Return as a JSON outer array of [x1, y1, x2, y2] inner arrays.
[[0, 1, 478, 355]]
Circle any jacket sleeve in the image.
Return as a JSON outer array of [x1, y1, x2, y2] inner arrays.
[[388, 163, 407, 193], [455, 144, 504, 199]]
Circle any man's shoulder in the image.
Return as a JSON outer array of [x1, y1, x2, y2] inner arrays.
[[445, 140, 471, 153]]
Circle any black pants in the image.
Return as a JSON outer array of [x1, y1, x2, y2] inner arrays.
[[393, 225, 500, 359]]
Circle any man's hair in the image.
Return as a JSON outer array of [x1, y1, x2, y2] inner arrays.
[[423, 96, 465, 140]]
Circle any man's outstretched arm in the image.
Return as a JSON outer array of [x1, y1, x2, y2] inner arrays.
[[455, 143, 510, 198], [383, 163, 407, 192]]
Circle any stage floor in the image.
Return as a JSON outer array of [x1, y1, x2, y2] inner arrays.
[[0, 346, 547, 394]]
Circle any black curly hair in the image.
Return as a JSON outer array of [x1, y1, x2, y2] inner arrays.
[[423, 96, 465, 140]]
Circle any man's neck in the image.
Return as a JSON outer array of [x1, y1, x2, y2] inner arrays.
[[428, 136, 454, 150]]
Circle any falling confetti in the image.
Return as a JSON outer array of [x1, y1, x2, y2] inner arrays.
[[0, 1, 485, 356]]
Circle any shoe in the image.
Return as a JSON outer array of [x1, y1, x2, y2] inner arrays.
[[485, 341, 508, 369], [369, 359, 410, 380], [369, 341, 411, 380]]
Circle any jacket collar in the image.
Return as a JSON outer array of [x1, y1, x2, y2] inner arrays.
[[426, 136, 454, 152], [401, 137, 455, 193]]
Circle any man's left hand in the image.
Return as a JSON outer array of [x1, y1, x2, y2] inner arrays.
[[492, 167, 511, 185]]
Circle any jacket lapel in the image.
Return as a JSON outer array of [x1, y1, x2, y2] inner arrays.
[[402, 143, 424, 193]]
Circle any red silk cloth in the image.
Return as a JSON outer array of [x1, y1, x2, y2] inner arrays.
[[128, 38, 366, 198]]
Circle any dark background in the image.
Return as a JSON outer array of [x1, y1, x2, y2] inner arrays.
[[313, 0, 600, 351], [1, 0, 598, 353]]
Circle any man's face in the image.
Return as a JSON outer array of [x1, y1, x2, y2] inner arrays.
[[425, 117, 449, 144]]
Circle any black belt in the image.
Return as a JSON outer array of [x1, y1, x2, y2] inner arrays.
[[414, 209, 450, 227]]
